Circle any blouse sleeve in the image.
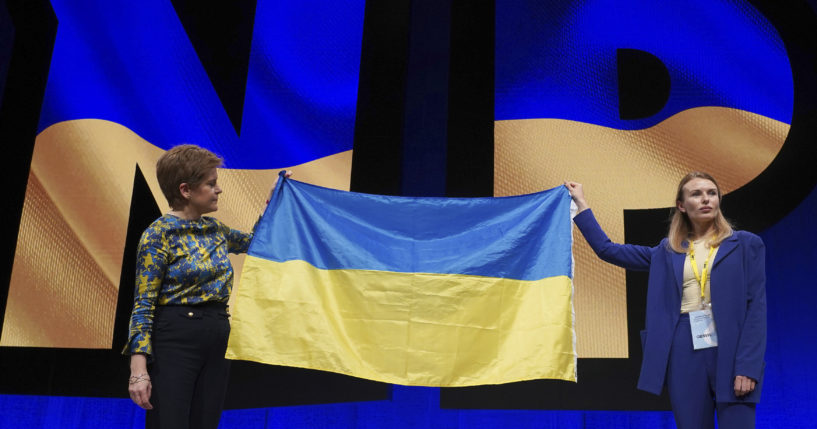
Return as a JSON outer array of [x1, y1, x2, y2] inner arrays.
[[123, 226, 168, 357], [573, 209, 653, 272], [219, 219, 253, 254]]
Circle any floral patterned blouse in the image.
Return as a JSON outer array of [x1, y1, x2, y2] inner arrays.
[[125, 214, 252, 356]]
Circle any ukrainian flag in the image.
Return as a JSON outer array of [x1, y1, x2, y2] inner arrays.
[[226, 175, 576, 387]]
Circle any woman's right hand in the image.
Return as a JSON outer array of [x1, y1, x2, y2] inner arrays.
[[564, 181, 589, 213], [128, 354, 153, 410]]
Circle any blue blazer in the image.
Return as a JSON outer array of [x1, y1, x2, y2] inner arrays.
[[574, 210, 766, 402]]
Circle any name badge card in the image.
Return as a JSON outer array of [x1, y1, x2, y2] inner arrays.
[[689, 308, 718, 350]]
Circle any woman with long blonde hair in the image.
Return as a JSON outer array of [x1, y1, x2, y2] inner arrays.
[[566, 172, 766, 429]]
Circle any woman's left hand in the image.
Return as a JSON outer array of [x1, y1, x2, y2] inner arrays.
[[267, 170, 293, 203], [734, 375, 756, 397]]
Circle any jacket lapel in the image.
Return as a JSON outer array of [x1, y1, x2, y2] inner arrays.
[[712, 233, 739, 268]]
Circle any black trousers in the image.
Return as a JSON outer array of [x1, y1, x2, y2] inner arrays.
[[146, 303, 231, 429]]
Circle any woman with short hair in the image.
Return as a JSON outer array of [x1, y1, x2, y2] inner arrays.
[[124, 144, 284, 428]]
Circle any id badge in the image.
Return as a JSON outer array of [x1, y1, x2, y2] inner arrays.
[[689, 308, 718, 350]]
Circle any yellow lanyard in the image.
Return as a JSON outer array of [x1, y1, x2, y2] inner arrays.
[[689, 243, 716, 300]]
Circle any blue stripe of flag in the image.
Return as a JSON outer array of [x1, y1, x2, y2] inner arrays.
[[249, 178, 573, 282]]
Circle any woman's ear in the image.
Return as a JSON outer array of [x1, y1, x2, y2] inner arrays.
[[179, 182, 191, 200], [676, 200, 685, 213]]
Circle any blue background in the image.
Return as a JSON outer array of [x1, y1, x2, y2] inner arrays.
[[496, 0, 793, 128], [37, 0, 363, 168]]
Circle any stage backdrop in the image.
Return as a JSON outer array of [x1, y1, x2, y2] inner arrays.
[[1, 0, 816, 427], [494, 0, 792, 359], [2, 0, 361, 349]]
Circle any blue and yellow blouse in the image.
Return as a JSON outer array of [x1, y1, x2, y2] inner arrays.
[[125, 214, 252, 356]]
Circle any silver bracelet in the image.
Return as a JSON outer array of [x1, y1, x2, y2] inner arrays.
[[128, 374, 151, 385]]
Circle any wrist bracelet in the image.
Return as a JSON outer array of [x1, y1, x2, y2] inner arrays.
[[128, 374, 151, 385]]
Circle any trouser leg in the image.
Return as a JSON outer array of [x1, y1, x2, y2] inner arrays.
[[666, 314, 718, 429], [146, 307, 203, 429], [189, 310, 232, 429], [716, 402, 756, 429]]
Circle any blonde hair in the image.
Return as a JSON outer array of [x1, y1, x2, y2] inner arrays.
[[667, 172, 733, 253], [156, 144, 223, 210]]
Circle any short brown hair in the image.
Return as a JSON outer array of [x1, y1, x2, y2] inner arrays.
[[156, 144, 223, 209], [667, 172, 733, 252]]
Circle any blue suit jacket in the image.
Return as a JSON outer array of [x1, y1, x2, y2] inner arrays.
[[574, 210, 766, 402]]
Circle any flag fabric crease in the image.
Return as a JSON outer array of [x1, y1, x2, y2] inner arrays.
[[226, 176, 576, 387]]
